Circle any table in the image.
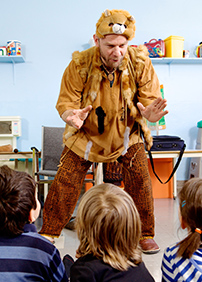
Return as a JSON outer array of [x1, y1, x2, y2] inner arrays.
[[0, 151, 36, 177], [146, 150, 202, 198], [1, 150, 201, 199]]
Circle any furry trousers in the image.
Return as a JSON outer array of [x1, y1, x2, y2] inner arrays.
[[39, 143, 154, 238], [118, 143, 154, 237]]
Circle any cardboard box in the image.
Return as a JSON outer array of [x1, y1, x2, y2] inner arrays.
[[164, 35, 184, 58]]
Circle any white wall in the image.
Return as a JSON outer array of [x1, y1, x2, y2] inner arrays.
[[1, 0, 202, 180]]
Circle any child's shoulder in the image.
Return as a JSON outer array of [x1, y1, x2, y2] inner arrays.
[[164, 242, 179, 253], [72, 255, 155, 282], [74, 254, 99, 266], [22, 224, 56, 252], [163, 242, 180, 261]]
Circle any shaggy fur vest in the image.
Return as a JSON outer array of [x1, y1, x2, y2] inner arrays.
[[65, 45, 153, 151]]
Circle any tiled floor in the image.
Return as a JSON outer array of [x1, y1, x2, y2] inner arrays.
[[36, 198, 187, 282]]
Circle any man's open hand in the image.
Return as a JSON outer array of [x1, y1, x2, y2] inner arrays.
[[137, 97, 168, 123], [65, 105, 92, 129]]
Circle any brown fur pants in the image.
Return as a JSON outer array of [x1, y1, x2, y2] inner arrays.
[[39, 143, 154, 237]]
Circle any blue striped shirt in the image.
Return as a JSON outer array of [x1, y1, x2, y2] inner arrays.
[[0, 224, 68, 282], [162, 243, 202, 282]]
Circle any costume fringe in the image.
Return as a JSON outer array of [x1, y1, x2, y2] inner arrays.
[[122, 126, 130, 155], [84, 140, 93, 160]]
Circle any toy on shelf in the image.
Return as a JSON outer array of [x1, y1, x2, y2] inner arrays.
[[0, 46, 6, 56], [164, 35, 184, 58], [6, 40, 21, 56], [144, 39, 165, 58], [195, 42, 202, 57]]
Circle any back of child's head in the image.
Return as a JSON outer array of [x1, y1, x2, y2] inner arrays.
[[0, 165, 37, 237], [76, 183, 142, 271], [177, 177, 202, 258]]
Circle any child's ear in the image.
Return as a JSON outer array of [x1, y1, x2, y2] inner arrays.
[[179, 207, 187, 230], [29, 208, 36, 223], [180, 217, 187, 229]]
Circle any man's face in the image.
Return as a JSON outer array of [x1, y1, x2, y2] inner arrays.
[[94, 34, 128, 71]]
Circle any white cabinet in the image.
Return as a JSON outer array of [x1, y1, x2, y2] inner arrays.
[[0, 116, 21, 149]]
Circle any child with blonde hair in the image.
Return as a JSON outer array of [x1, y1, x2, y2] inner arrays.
[[162, 177, 202, 281], [67, 183, 154, 281]]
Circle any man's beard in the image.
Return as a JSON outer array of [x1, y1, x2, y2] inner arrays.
[[100, 50, 123, 71]]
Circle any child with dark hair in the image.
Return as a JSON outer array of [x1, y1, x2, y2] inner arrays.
[[65, 183, 154, 282], [0, 165, 68, 282], [162, 177, 202, 281]]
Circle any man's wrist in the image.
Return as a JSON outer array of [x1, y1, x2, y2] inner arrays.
[[61, 109, 73, 123]]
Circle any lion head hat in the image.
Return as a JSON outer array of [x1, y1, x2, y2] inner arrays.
[[96, 9, 136, 41]]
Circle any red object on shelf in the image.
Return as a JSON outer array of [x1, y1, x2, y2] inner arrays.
[[144, 39, 165, 58]]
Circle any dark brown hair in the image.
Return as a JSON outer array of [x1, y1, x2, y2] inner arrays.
[[177, 177, 202, 258], [0, 165, 37, 237]]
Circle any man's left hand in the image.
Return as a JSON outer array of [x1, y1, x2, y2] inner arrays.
[[137, 97, 168, 123]]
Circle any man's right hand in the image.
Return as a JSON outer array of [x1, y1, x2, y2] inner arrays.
[[62, 105, 92, 129]]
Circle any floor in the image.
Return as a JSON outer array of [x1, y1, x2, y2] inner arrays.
[[36, 197, 187, 282]]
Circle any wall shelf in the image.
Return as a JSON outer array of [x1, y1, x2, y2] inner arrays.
[[0, 55, 25, 63], [151, 57, 202, 64], [0, 56, 25, 84]]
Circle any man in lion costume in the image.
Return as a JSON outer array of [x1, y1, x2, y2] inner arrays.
[[40, 9, 168, 254]]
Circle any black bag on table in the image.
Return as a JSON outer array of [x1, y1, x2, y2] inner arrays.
[[148, 135, 186, 184]]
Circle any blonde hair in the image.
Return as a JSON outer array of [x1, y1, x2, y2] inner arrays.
[[76, 183, 142, 271], [177, 177, 202, 258]]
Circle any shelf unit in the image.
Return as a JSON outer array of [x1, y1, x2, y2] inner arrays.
[[151, 57, 202, 64], [0, 56, 25, 84], [0, 55, 25, 63]]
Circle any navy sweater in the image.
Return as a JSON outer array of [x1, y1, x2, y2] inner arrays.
[[0, 224, 68, 282]]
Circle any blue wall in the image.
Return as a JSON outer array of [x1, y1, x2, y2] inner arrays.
[[1, 0, 202, 180]]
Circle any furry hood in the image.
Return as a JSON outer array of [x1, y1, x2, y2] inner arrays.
[[96, 9, 136, 41]]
